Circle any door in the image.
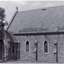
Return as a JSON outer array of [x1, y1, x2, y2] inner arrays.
[[0, 40, 4, 60], [10, 43, 20, 60], [11, 43, 17, 60]]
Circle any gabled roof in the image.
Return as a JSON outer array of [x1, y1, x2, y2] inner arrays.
[[7, 5, 64, 34], [6, 31, 18, 43]]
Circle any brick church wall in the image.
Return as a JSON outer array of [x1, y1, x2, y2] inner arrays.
[[14, 34, 64, 63]]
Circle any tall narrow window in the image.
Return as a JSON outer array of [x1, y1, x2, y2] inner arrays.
[[26, 41, 29, 52], [12, 45, 14, 53], [44, 41, 48, 53]]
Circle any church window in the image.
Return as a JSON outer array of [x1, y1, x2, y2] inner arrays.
[[12, 45, 14, 53], [44, 41, 48, 53], [26, 41, 29, 52]]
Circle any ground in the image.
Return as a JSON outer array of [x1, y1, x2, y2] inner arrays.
[[0, 60, 63, 63]]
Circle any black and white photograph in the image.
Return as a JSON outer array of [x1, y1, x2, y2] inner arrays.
[[0, 0, 64, 63]]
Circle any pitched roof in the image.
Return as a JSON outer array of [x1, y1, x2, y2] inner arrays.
[[6, 31, 18, 43], [7, 5, 64, 34]]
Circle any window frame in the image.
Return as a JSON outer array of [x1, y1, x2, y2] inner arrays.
[[26, 41, 29, 52], [12, 45, 14, 53], [44, 40, 49, 54]]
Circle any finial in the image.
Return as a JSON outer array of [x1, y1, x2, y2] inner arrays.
[[16, 6, 18, 11]]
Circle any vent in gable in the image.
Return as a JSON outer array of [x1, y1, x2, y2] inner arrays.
[[42, 9, 46, 11]]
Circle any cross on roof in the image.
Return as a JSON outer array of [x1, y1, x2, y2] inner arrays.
[[16, 6, 18, 11]]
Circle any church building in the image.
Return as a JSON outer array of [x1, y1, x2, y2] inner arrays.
[[7, 5, 64, 63]]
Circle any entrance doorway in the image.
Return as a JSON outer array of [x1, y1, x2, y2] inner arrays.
[[0, 39, 4, 60]]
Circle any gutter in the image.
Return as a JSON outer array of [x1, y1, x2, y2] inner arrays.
[[14, 31, 64, 36]]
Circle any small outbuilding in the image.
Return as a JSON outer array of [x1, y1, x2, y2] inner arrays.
[[0, 29, 20, 61]]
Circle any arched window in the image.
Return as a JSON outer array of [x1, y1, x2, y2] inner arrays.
[[26, 41, 29, 52], [12, 45, 14, 53], [44, 41, 48, 53]]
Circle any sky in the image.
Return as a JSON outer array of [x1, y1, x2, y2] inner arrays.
[[0, 1, 64, 23]]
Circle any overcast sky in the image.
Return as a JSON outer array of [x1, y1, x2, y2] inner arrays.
[[0, 1, 64, 23]]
